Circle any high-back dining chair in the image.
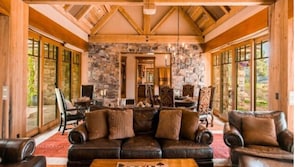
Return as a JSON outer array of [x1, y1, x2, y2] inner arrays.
[[208, 86, 216, 127], [197, 86, 212, 127], [182, 84, 194, 97], [159, 86, 174, 107], [55, 88, 85, 135]]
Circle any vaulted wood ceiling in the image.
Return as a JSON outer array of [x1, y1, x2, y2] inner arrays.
[[24, 0, 274, 44]]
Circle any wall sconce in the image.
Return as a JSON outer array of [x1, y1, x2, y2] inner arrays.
[[100, 89, 107, 98]]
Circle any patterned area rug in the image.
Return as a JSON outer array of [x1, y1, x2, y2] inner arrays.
[[35, 132, 229, 159], [35, 132, 70, 157]]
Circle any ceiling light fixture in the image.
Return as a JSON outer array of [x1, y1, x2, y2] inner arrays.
[[143, 0, 156, 15]]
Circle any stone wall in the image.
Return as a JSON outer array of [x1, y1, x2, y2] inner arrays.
[[88, 43, 206, 104]]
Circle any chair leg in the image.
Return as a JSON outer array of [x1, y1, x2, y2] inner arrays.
[[210, 113, 214, 127], [58, 114, 63, 131], [62, 118, 67, 135]]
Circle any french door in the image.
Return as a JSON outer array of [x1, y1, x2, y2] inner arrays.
[[26, 31, 82, 136], [212, 36, 269, 120]]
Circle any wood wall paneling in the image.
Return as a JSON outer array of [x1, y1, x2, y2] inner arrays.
[[29, 7, 88, 51], [204, 8, 268, 52], [9, 0, 29, 138], [0, 15, 9, 138], [269, 0, 293, 131]]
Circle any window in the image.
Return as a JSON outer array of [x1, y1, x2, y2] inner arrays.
[[212, 36, 269, 119]]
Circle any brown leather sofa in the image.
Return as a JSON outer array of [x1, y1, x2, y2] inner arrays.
[[68, 107, 214, 167], [223, 110, 293, 167], [0, 138, 46, 167]]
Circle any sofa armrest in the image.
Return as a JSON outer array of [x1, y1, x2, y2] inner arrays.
[[0, 138, 35, 163], [195, 124, 213, 145], [223, 122, 244, 148], [278, 129, 294, 153], [68, 122, 88, 144]]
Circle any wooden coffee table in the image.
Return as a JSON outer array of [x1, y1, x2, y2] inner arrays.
[[90, 158, 198, 167]]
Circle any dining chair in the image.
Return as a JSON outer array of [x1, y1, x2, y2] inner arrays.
[[55, 88, 85, 135], [208, 86, 216, 127], [182, 84, 194, 97], [159, 86, 174, 107], [197, 86, 212, 127]]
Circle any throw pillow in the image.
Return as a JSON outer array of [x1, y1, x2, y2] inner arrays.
[[85, 109, 109, 140], [180, 109, 200, 140], [108, 109, 135, 140], [242, 116, 279, 146], [155, 109, 182, 140]]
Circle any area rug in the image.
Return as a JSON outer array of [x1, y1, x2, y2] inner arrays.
[[35, 132, 70, 157], [210, 133, 230, 159], [35, 133, 229, 159]]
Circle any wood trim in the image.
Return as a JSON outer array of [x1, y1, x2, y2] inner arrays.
[[29, 7, 88, 51], [89, 34, 204, 43], [23, 0, 275, 6], [204, 8, 268, 52], [0, 16, 9, 138]]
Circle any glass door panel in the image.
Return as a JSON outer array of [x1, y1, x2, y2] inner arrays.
[[43, 43, 58, 125], [26, 38, 40, 131], [212, 54, 221, 113], [221, 50, 232, 117], [255, 41, 269, 110], [61, 49, 72, 99], [71, 52, 81, 100], [236, 45, 251, 110]]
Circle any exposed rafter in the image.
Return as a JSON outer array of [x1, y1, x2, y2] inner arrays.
[[179, 7, 203, 35], [118, 6, 144, 35], [151, 7, 177, 34], [90, 5, 119, 35], [75, 5, 92, 21]]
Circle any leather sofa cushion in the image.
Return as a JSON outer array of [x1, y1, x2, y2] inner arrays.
[[68, 138, 122, 161], [180, 109, 200, 140], [85, 109, 108, 140], [239, 154, 293, 167], [160, 139, 213, 159], [242, 117, 278, 146], [155, 109, 182, 140], [133, 107, 158, 135], [121, 135, 162, 158], [108, 109, 135, 140]]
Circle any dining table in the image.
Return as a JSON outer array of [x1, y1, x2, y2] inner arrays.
[[174, 96, 197, 109]]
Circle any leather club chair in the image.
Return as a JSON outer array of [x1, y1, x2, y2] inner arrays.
[[223, 110, 293, 167], [0, 138, 46, 167]]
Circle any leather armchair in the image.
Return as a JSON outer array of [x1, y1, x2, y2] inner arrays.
[[223, 110, 293, 167], [0, 138, 46, 167]]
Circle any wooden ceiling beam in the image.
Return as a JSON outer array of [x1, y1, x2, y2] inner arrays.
[[75, 5, 92, 20], [118, 6, 144, 35], [200, 6, 216, 23], [63, 4, 73, 12], [179, 7, 202, 35], [89, 34, 204, 43], [53, 5, 91, 33], [23, 0, 275, 6], [151, 7, 177, 34], [203, 6, 244, 35], [90, 5, 119, 35], [143, 14, 151, 35], [220, 6, 229, 14]]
